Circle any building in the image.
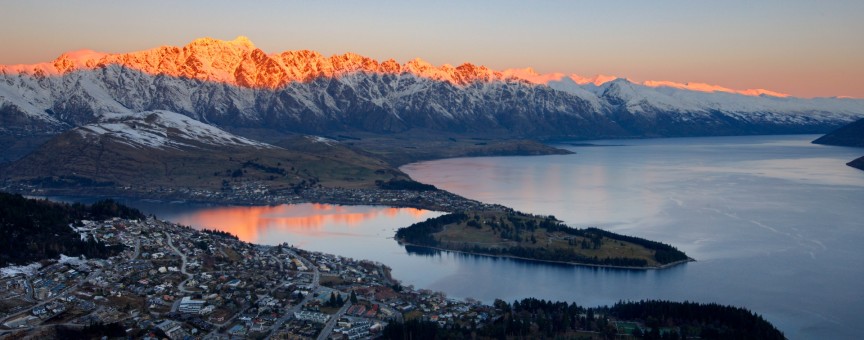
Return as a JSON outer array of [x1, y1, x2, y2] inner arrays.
[[294, 311, 331, 324], [178, 296, 206, 314]]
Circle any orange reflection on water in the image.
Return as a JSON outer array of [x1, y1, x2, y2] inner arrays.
[[175, 204, 429, 242]]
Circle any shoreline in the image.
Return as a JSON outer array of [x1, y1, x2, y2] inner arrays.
[[3, 146, 695, 272], [397, 240, 695, 271], [2, 186, 495, 214]]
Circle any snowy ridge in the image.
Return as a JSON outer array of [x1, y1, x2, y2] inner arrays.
[[1, 36, 862, 139], [307, 135, 337, 146], [75, 111, 275, 150]]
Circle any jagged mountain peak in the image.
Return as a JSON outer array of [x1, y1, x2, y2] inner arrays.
[[189, 35, 255, 48], [1, 36, 862, 143], [2, 36, 816, 98], [51, 50, 109, 73], [2, 37, 515, 88]]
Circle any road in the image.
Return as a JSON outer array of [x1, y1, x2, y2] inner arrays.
[[164, 232, 194, 293], [264, 249, 320, 338], [316, 300, 352, 340], [131, 238, 141, 260], [2, 236, 141, 330], [0, 269, 101, 334]]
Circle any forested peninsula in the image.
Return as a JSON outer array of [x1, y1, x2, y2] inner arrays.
[[395, 210, 691, 269]]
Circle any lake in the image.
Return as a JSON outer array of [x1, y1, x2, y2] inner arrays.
[[111, 135, 863, 339]]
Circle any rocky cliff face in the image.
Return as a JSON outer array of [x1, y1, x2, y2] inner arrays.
[[1, 36, 861, 140]]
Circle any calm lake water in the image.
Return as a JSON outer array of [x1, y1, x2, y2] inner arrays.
[[77, 134, 863, 339]]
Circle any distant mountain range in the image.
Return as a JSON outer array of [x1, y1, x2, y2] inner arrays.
[[2, 36, 861, 142]]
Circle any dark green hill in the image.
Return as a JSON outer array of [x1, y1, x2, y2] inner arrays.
[[813, 117, 864, 171], [385, 298, 784, 339], [813, 117, 864, 147], [848, 156, 864, 171], [0, 192, 144, 267]]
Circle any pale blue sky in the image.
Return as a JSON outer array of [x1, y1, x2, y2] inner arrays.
[[1, 0, 862, 97]]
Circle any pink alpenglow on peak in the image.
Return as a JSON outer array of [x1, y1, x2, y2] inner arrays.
[[569, 74, 619, 86], [501, 68, 568, 84], [641, 80, 790, 98], [500, 69, 619, 87], [0, 36, 798, 98]]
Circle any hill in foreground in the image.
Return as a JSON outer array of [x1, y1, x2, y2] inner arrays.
[[0, 192, 143, 267], [386, 298, 784, 339]]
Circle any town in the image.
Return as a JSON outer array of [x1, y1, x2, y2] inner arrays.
[[0, 216, 499, 339], [1, 181, 503, 214], [0, 204, 788, 339]]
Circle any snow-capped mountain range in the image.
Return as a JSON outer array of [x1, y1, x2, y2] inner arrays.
[[1, 36, 862, 140]]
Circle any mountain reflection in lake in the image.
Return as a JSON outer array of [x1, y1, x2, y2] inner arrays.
[[155, 203, 439, 249], [163, 203, 431, 243]]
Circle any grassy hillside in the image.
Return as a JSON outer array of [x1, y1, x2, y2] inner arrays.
[[320, 131, 573, 166], [2, 130, 408, 195]]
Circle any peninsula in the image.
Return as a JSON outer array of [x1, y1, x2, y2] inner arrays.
[[395, 210, 692, 269]]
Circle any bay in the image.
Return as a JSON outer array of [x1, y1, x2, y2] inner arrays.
[[400, 134, 864, 339], [63, 134, 863, 339]]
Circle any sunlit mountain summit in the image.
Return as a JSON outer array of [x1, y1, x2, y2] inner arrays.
[[1, 36, 861, 140]]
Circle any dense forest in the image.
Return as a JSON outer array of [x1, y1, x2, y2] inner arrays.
[[383, 299, 784, 339], [0, 192, 145, 267], [395, 212, 689, 267]]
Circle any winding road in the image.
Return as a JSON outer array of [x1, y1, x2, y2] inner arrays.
[[164, 232, 194, 294]]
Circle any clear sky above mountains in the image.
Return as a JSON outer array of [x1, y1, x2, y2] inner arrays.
[[1, 0, 861, 98]]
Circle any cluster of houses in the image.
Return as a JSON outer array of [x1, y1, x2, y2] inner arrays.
[[1, 214, 507, 339]]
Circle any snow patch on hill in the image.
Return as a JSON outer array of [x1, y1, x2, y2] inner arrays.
[[76, 110, 275, 150]]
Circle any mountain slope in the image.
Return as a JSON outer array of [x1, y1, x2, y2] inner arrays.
[[2, 111, 405, 195], [1, 36, 861, 144], [812, 117, 864, 147]]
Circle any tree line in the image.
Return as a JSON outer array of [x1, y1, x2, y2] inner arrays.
[[383, 298, 784, 339], [377, 179, 438, 191], [0, 192, 145, 267]]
